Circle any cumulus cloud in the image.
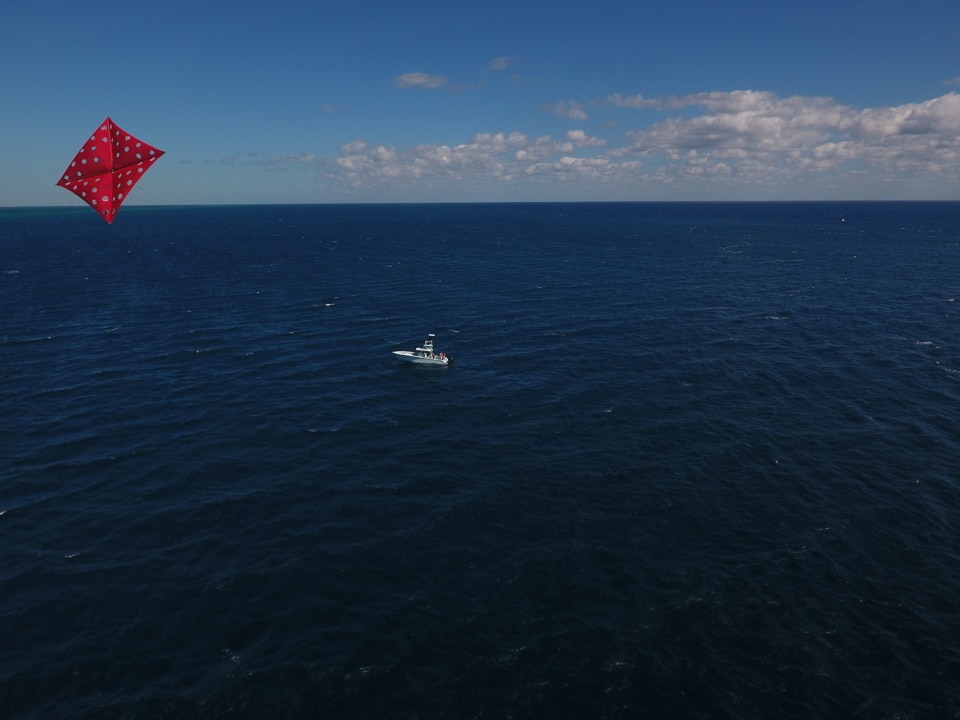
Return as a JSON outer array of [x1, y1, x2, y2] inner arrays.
[[849, 93, 960, 137], [619, 90, 960, 186], [261, 89, 960, 199], [325, 130, 619, 191], [335, 132, 529, 183], [395, 72, 449, 89]]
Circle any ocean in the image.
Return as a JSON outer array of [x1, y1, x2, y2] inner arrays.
[[2, 202, 958, 719]]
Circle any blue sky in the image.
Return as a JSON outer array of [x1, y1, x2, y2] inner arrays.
[[3, 0, 959, 206]]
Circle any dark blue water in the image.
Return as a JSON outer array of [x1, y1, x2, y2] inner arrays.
[[2, 203, 959, 719]]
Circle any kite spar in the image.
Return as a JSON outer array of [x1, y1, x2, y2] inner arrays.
[[57, 117, 164, 224]]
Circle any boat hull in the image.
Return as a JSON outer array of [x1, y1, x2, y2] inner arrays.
[[392, 350, 450, 365]]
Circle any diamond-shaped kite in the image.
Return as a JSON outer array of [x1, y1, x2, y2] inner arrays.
[[57, 117, 164, 224]]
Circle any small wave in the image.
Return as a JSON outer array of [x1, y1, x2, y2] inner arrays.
[[17, 335, 56, 343]]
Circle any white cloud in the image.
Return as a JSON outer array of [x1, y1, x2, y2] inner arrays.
[[395, 72, 449, 89], [566, 129, 606, 147], [620, 90, 960, 188], [548, 101, 589, 120], [849, 93, 960, 137], [334, 132, 531, 184], [263, 90, 960, 199]]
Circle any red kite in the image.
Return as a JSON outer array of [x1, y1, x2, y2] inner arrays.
[[57, 117, 164, 224]]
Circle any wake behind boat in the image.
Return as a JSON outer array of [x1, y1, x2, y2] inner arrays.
[[392, 334, 453, 366]]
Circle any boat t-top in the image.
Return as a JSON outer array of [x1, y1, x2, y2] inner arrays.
[[392, 334, 453, 366]]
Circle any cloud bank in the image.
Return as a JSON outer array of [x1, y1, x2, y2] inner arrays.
[[270, 89, 960, 200]]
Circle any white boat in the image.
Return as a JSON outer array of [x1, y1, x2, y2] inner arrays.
[[392, 334, 453, 365]]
